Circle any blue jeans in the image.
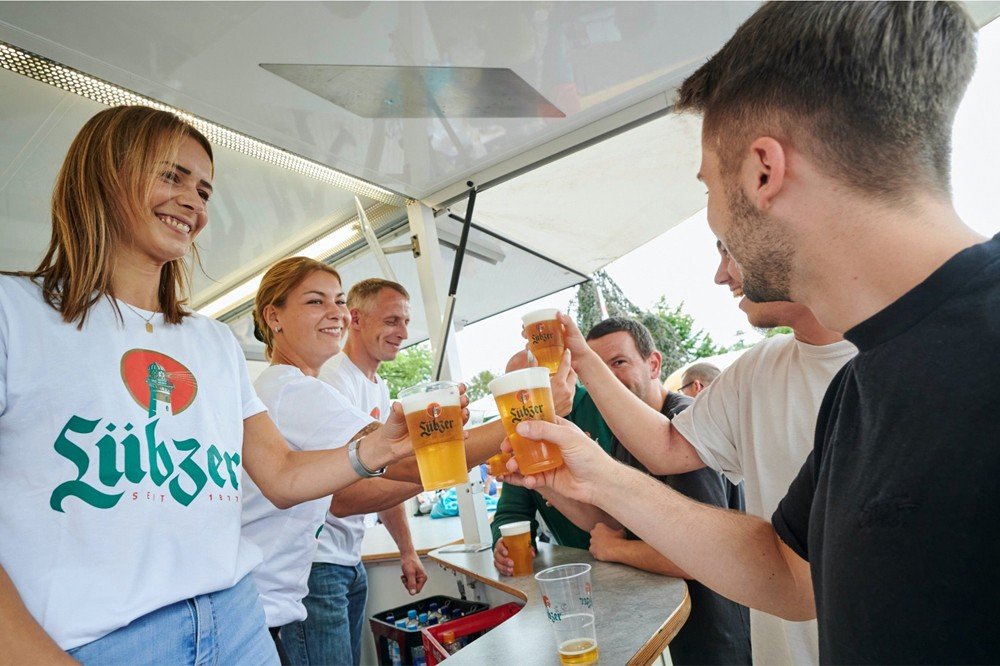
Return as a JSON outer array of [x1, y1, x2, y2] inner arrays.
[[280, 562, 368, 666], [68, 575, 278, 666]]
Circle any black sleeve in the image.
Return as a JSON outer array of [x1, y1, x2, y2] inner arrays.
[[770, 450, 816, 560], [659, 395, 735, 517], [770, 363, 850, 561], [663, 391, 693, 419]]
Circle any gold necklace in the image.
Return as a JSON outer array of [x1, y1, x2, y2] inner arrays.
[[122, 302, 157, 333]]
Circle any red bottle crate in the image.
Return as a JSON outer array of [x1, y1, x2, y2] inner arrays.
[[421, 602, 523, 665]]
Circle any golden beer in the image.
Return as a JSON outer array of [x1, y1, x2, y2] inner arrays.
[[489, 368, 564, 475], [522, 309, 565, 374], [499, 521, 533, 576], [537, 564, 598, 666], [486, 451, 512, 477], [398, 382, 468, 491], [558, 638, 599, 665]]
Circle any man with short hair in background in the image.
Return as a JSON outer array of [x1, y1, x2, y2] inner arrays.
[[678, 362, 720, 397]]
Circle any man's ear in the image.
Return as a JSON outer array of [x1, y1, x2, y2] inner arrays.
[[349, 308, 364, 330], [648, 350, 663, 380], [745, 136, 786, 211]]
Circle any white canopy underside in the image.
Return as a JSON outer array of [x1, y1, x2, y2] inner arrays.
[[2, 1, 998, 354]]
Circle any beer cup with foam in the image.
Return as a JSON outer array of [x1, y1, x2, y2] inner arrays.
[[499, 520, 534, 576], [522, 308, 565, 374], [398, 381, 468, 491], [488, 367, 564, 475]]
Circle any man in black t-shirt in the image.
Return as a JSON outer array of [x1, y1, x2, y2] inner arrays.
[[499, 3, 1000, 663]]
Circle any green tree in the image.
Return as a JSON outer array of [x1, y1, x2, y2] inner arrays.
[[764, 326, 793, 338], [568, 270, 638, 334], [649, 298, 733, 374], [378, 343, 432, 398], [569, 270, 743, 378], [466, 369, 498, 402]]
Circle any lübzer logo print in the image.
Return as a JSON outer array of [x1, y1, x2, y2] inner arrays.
[[509, 389, 544, 424], [48, 349, 242, 512], [418, 402, 455, 438], [531, 323, 554, 345]]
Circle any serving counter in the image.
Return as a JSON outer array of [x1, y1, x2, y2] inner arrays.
[[360, 513, 465, 563], [427, 542, 690, 665]]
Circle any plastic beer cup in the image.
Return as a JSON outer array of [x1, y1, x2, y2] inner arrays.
[[486, 451, 512, 477], [522, 308, 565, 374], [398, 381, 468, 491], [535, 563, 599, 665], [488, 367, 564, 474], [499, 521, 534, 576]]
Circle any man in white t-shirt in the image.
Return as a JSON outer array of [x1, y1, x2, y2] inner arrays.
[[287, 279, 425, 666], [562, 243, 856, 665]]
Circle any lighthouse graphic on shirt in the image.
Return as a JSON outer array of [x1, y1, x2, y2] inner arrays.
[[121, 349, 196, 416], [146, 362, 174, 417]]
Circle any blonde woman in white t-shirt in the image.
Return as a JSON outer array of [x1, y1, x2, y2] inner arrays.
[[0, 106, 424, 665], [241, 257, 432, 662]]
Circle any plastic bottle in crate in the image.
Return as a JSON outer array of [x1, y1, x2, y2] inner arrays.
[[388, 620, 406, 666], [406, 609, 419, 630], [418, 612, 429, 627], [440, 630, 461, 655], [388, 637, 402, 666], [411, 645, 427, 666]]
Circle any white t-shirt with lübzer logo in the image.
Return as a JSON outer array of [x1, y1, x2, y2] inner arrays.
[[0, 276, 266, 650]]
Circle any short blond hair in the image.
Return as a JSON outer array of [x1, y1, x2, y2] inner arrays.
[[347, 278, 409, 312]]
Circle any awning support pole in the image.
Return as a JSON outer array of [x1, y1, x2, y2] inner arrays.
[[432, 182, 476, 382], [406, 196, 491, 548]]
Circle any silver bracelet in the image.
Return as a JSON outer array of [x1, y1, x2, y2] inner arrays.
[[348, 437, 386, 478]]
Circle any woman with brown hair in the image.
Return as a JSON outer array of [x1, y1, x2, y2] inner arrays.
[[0, 106, 423, 664]]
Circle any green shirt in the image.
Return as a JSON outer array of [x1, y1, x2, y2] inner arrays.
[[490, 385, 614, 550]]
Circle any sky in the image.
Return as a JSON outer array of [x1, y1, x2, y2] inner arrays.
[[452, 17, 1000, 379]]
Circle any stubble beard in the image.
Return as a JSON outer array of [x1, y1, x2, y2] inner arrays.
[[725, 185, 795, 304]]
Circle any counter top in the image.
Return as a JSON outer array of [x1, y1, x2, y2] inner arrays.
[[428, 542, 690, 665], [361, 513, 465, 562]]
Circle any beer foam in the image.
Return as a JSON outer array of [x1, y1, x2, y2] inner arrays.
[[521, 308, 560, 325], [398, 381, 460, 413], [488, 367, 550, 396], [499, 520, 531, 537]]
